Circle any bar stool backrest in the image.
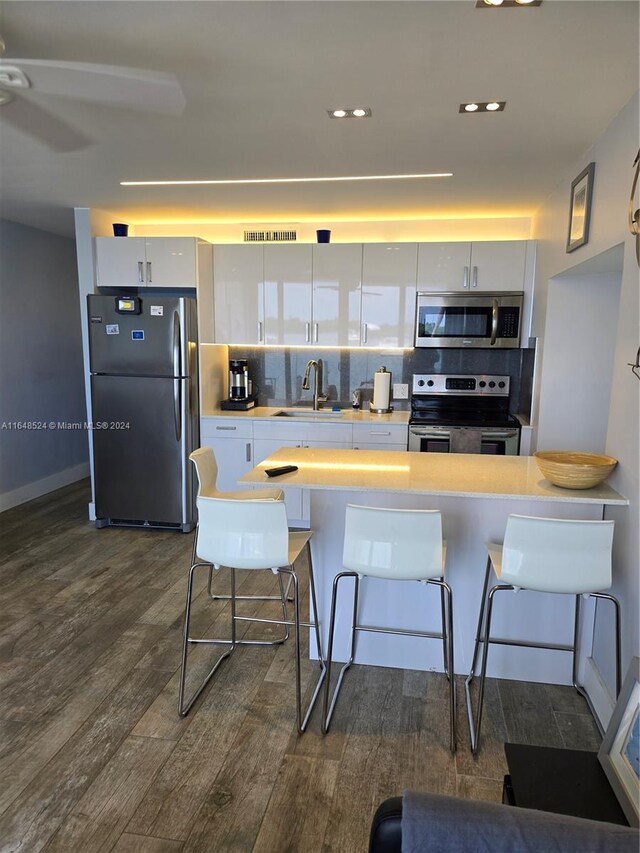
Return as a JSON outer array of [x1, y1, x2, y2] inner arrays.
[[501, 515, 614, 593], [343, 505, 443, 580], [196, 496, 290, 570], [189, 447, 219, 497]]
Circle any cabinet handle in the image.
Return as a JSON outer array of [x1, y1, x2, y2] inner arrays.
[[257, 321, 263, 342], [246, 442, 252, 462], [370, 431, 391, 436], [305, 322, 311, 343], [362, 323, 368, 344], [313, 323, 318, 343], [138, 261, 144, 283], [462, 266, 469, 288], [146, 261, 152, 283], [216, 425, 237, 431], [472, 266, 478, 288]]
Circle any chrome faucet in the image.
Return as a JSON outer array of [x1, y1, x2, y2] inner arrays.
[[302, 358, 327, 410]]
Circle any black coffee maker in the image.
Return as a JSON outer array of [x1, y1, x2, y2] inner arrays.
[[221, 359, 257, 410]]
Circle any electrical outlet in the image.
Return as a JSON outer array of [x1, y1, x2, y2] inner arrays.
[[393, 383, 409, 400]]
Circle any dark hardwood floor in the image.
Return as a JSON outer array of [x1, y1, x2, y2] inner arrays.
[[0, 481, 601, 852]]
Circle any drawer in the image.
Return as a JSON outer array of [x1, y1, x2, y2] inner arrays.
[[253, 419, 352, 444], [352, 423, 408, 445], [201, 417, 253, 440]]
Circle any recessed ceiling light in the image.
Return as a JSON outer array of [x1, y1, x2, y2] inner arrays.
[[459, 101, 506, 113], [477, 0, 541, 6], [328, 107, 372, 119], [121, 172, 453, 187]]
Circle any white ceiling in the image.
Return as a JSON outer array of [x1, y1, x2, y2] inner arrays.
[[0, 0, 637, 237]]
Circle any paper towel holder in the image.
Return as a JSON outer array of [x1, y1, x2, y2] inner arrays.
[[369, 365, 393, 414]]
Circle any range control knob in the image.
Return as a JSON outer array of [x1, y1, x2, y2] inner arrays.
[[427, 380, 435, 387], [417, 379, 425, 387], [498, 381, 506, 389], [488, 381, 496, 388], [478, 380, 486, 388]]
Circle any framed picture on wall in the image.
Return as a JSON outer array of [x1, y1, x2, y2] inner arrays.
[[566, 162, 595, 252], [598, 656, 640, 827]]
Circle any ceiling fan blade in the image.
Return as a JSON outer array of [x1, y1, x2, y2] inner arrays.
[[0, 59, 186, 115], [0, 96, 93, 151]]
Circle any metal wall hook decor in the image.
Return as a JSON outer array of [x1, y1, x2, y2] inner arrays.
[[629, 148, 640, 266], [628, 346, 640, 381]]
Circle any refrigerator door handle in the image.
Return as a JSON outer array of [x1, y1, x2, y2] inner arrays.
[[173, 311, 182, 377], [173, 379, 182, 442]]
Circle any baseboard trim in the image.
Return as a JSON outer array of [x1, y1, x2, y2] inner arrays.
[[0, 462, 90, 512], [583, 655, 616, 732]]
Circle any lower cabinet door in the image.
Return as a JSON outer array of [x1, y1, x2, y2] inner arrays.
[[199, 434, 254, 492], [252, 438, 304, 522]]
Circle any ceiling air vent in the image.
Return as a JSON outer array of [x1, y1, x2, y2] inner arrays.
[[244, 229, 297, 242]]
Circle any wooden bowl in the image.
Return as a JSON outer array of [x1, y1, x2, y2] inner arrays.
[[534, 451, 618, 490]]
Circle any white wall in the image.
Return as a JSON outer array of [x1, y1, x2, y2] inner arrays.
[[0, 219, 89, 510], [532, 91, 639, 725]]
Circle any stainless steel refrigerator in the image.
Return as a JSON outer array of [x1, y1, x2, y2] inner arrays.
[[88, 294, 199, 532]]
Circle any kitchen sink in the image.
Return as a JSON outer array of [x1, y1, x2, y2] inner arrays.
[[272, 409, 344, 419]]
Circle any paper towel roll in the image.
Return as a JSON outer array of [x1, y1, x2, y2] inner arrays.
[[372, 367, 391, 410]]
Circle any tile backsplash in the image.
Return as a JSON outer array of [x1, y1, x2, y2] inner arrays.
[[230, 346, 536, 417]]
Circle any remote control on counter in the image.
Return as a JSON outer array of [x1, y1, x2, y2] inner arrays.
[[265, 465, 299, 478]]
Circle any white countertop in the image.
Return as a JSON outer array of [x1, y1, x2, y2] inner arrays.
[[201, 406, 410, 425], [240, 447, 627, 505]]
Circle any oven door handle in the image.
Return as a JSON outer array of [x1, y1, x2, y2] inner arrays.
[[480, 430, 519, 439], [410, 427, 451, 436], [490, 298, 499, 346]]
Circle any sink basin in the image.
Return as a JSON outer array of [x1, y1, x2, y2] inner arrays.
[[272, 409, 344, 419]]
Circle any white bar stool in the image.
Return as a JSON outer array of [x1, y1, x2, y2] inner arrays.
[[190, 447, 291, 606], [178, 496, 326, 731], [465, 514, 621, 754], [322, 505, 456, 753]]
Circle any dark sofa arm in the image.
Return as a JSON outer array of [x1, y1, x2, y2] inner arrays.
[[369, 796, 403, 853], [401, 790, 639, 853]]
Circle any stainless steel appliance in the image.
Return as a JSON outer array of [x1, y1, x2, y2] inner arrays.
[[220, 358, 257, 410], [408, 374, 521, 455], [88, 294, 199, 531], [229, 358, 252, 399], [415, 292, 523, 348]]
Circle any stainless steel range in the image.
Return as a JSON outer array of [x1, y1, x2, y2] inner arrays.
[[409, 374, 521, 455]]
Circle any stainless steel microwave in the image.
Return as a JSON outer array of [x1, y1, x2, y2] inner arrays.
[[415, 292, 523, 348]]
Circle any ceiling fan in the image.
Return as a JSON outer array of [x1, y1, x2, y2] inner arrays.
[[0, 36, 186, 151]]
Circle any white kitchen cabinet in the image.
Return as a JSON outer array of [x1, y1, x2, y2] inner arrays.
[[312, 244, 362, 346], [352, 422, 408, 450], [361, 244, 418, 348], [213, 245, 264, 344], [417, 240, 528, 292], [199, 418, 254, 493], [263, 244, 313, 345], [95, 237, 203, 289]]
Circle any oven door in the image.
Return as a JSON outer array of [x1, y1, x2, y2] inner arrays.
[[408, 426, 520, 455], [415, 293, 522, 348]]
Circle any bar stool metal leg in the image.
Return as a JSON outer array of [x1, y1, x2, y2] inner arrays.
[[467, 583, 512, 754], [322, 571, 359, 734], [178, 561, 237, 717], [429, 578, 456, 752], [572, 592, 622, 700]]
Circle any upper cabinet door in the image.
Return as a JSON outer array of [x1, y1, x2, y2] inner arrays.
[[417, 242, 472, 291], [361, 243, 418, 348], [213, 245, 264, 344], [468, 241, 527, 291], [312, 244, 362, 347], [95, 237, 147, 288], [263, 245, 313, 345], [144, 238, 198, 288]]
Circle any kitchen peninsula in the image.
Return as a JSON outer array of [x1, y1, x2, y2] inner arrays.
[[241, 448, 627, 686]]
